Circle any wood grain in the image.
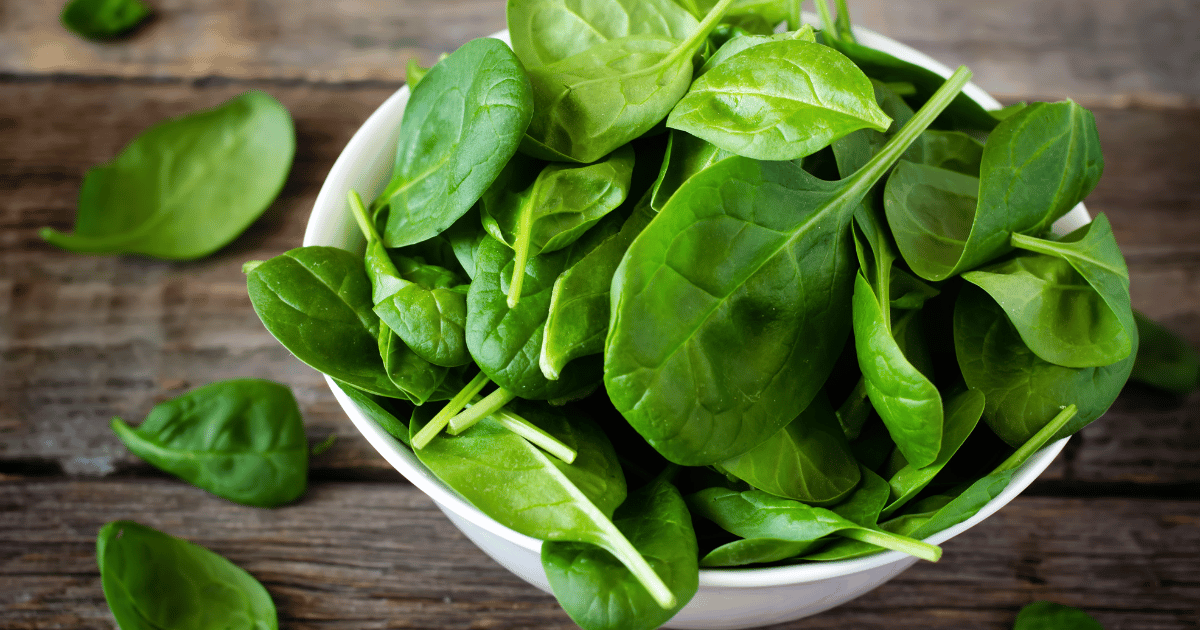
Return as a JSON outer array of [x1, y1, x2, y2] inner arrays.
[[1, 0, 1197, 104], [1, 480, 1197, 629]]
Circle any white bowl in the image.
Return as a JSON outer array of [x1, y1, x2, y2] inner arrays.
[[305, 18, 1082, 630]]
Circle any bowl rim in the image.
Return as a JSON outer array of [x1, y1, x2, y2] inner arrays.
[[305, 16, 1079, 589]]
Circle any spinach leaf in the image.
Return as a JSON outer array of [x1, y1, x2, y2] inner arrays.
[[41, 91, 294, 259], [247, 246, 407, 398], [541, 193, 655, 380], [831, 79, 915, 178], [376, 37, 534, 247], [954, 284, 1136, 446], [1013, 602, 1105, 630], [649, 130, 735, 213], [481, 146, 635, 307], [333, 379, 413, 447], [411, 404, 677, 609], [508, 0, 700, 69], [1130, 310, 1200, 394], [798, 465, 894, 562], [467, 215, 621, 400], [668, 39, 891, 160], [688, 488, 941, 565], [405, 53, 446, 88], [716, 392, 861, 505], [521, 0, 736, 163], [97, 521, 277, 630], [61, 0, 150, 39], [543, 478, 698, 629], [111, 379, 307, 508], [880, 388, 984, 518], [884, 101, 1105, 282], [695, 25, 815, 76], [377, 324, 448, 404], [605, 67, 971, 465]]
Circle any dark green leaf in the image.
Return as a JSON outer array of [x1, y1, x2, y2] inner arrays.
[[61, 0, 150, 40], [1129, 310, 1200, 394], [333, 380, 414, 447], [1013, 602, 1105, 630]]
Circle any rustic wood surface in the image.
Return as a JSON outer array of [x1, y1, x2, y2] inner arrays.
[[2, 1, 1198, 629]]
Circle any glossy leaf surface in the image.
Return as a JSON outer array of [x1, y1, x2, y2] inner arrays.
[[61, 0, 150, 39], [508, 0, 699, 68]]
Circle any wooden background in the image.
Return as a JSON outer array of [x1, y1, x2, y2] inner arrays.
[[2, 1, 1198, 628]]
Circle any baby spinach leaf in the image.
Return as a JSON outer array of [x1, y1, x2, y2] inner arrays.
[[541, 193, 655, 380], [798, 465, 894, 562], [97, 521, 277, 630], [605, 68, 971, 466], [695, 25, 815, 75], [901, 467, 1016, 539], [831, 79, 915, 178], [61, 0, 150, 39], [880, 388, 984, 518], [521, 0, 736, 163], [404, 53, 446, 88], [376, 37, 534, 247], [508, 0, 700, 68], [378, 325, 448, 404], [903, 130, 985, 176], [1013, 602, 1105, 630], [954, 284, 1136, 446], [668, 39, 891, 160], [481, 146, 635, 307], [246, 246, 406, 398], [111, 379, 307, 508], [689, 488, 942, 564], [467, 216, 621, 400], [333, 379, 413, 447], [41, 91, 294, 259], [1130, 310, 1200, 395], [649, 130, 735, 213], [885, 101, 1105, 282], [716, 392, 861, 505], [412, 404, 677, 609], [543, 478, 698, 629]]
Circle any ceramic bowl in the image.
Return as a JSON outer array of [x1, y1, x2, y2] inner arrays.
[[305, 17, 1085, 630]]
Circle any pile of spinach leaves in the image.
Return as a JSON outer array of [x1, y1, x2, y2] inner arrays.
[[242, 1, 1159, 627]]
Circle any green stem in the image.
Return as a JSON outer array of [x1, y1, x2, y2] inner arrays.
[[411, 372, 490, 449], [787, 0, 801, 31], [672, 0, 737, 64], [992, 404, 1077, 474], [835, 377, 870, 439], [448, 387, 517, 434], [814, 0, 837, 38], [493, 408, 577, 464], [508, 212, 534, 309], [840, 527, 943, 562], [347, 190, 384, 244], [835, 0, 855, 42]]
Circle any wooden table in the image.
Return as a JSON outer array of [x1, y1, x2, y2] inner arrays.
[[3, 1, 1198, 628]]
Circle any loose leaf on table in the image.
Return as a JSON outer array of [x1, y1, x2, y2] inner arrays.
[[605, 67, 972, 466], [467, 215, 622, 400], [543, 478, 699, 629], [412, 404, 677, 609], [481, 146, 635, 307], [246, 246, 406, 398], [111, 379, 307, 508], [41, 91, 294, 259], [716, 392, 861, 505], [61, 0, 150, 39], [518, 0, 737, 163], [376, 37, 534, 247], [1013, 602, 1105, 630], [97, 521, 277, 630], [688, 488, 941, 566], [884, 100, 1105, 282], [1129, 310, 1200, 394], [967, 213, 1134, 367], [954, 284, 1136, 446], [668, 38, 891, 160]]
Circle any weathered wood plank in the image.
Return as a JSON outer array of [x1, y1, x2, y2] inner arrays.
[[1, 0, 1198, 104], [1, 480, 1197, 629], [1, 81, 1198, 485]]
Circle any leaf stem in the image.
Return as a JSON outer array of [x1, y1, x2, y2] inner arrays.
[[493, 408, 577, 464], [411, 372, 490, 449], [787, 0, 801, 31], [347, 190, 384, 244], [508, 211, 534, 309], [839, 527, 942, 562], [991, 404, 1077, 474], [814, 0, 836, 37], [448, 387, 517, 434], [835, 0, 855, 42]]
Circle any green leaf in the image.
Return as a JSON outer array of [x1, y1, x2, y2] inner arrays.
[[885, 101, 1105, 282], [97, 520, 277, 630], [508, 0, 700, 68], [799, 466, 895, 562], [668, 39, 891, 160], [695, 26, 815, 76], [1129, 310, 1200, 395], [953, 284, 1136, 446], [377, 324, 448, 404], [110, 380, 306, 508], [41, 91, 294, 259], [333, 379, 414, 447], [1013, 602, 1105, 630], [246, 246, 406, 398], [649, 130, 735, 213], [716, 392, 861, 505], [542, 478, 699, 629], [61, 0, 150, 40], [605, 68, 972, 466], [377, 38, 534, 247]]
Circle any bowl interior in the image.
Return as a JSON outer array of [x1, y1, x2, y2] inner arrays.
[[304, 18, 1076, 589]]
